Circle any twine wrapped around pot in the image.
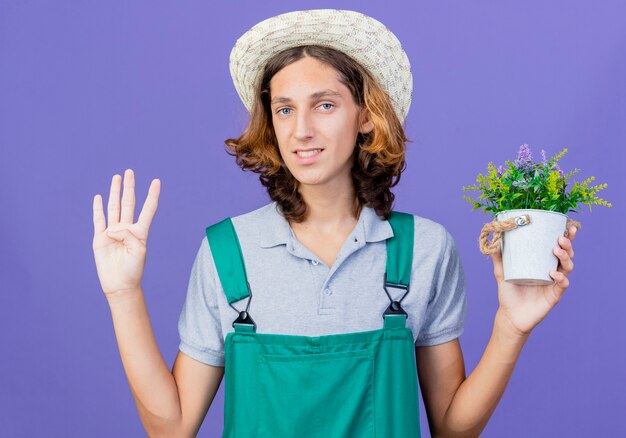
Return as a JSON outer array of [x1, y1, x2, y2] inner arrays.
[[479, 214, 581, 256]]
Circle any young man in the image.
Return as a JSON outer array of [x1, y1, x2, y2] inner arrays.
[[92, 9, 577, 437]]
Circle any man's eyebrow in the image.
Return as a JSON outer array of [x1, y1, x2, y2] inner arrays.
[[270, 89, 343, 105], [309, 90, 344, 101]]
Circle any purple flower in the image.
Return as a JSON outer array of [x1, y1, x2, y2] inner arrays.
[[512, 180, 526, 187], [553, 163, 565, 177], [514, 144, 533, 168], [497, 165, 503, 177], [541, 149, 548, 163]]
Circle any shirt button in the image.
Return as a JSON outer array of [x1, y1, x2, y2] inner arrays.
[[323, 288, 332, 296], [311, 260, 319, 266]]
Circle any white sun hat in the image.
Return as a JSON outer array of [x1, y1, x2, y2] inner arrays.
[[229, 9, 413, 124]]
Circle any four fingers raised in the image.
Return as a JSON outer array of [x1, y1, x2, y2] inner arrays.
[[94, 170, 160, 235]]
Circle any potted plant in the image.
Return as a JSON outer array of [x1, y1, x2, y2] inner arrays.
[[462, 144, 611, 285]]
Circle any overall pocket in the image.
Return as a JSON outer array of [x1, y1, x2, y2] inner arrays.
[[256, 348, 375, 438]]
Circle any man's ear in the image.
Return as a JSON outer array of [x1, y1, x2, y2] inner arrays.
[[359, 108, 374, 134]]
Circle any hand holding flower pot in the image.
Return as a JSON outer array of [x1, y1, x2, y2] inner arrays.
[[462, 144, 611, 335], [491, 224, 578, 337], [463, 144, 611, 286]]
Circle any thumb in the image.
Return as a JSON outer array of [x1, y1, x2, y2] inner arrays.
[[490, 247, 502, 263], [490, 248, 504, 281]]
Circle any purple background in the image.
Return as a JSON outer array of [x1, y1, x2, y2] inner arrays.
[[1, 1, 624, 437]]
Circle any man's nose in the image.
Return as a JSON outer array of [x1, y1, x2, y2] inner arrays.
[[294, 109, 314, 140]]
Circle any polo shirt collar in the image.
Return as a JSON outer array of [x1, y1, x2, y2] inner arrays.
[[259, 201, 394, 248]]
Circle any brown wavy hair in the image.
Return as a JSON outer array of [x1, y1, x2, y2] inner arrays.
[[224, 45, 410, 222]]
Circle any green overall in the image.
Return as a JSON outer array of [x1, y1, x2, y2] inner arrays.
[[206, 211, 421, 437]]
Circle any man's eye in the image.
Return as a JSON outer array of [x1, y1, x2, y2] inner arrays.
[[320, 103, 334, 110], [277, 108, 291, 115]]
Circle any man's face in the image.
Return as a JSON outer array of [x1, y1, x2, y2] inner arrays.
[[269, 56, 373, 190]]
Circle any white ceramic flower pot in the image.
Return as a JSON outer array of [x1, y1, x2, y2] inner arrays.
[[495, 209, 568, 286]]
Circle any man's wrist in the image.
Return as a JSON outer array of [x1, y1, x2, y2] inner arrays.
[[105, 287, 144, 308], [492, 308, 530, 358]]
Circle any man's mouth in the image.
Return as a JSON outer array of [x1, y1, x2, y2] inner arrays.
[[295, 149, 324, 158]]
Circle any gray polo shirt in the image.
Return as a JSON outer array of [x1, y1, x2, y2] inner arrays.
[[178, 201, 467, 367]]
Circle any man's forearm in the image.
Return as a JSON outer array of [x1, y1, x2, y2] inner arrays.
[[441, 308, 530, 437], [107, 288, 183, 435]]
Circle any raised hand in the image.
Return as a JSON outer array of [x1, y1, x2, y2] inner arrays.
[[491, 226, 578, 337], [92, 169, 161, 297]]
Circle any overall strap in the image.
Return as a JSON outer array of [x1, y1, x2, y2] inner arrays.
[[383, 211, 414, 327], [206, 218, 256, 331], [386, 211, 414, 287]]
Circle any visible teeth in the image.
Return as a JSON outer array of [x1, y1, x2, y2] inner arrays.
[[296, 149, 322, 158]]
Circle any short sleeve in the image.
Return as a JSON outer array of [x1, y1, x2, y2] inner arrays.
[[414, 226, 467, 346], [177, 236, 225, 366]]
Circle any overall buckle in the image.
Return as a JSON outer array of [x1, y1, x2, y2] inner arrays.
[[230, 281, 257, 331], [232, 310, 256, 330], [382, 272, 409, 318]]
